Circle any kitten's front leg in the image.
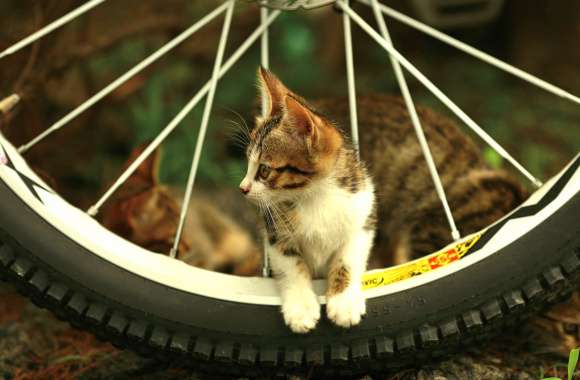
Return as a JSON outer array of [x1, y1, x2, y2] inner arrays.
[[269, 243, 320, 333], [326, 229, 373, 328]]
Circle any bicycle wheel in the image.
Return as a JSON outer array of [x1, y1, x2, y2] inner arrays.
[[1, 0, 579, 378]]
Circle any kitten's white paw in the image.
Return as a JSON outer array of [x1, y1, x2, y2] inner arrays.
[[326, 291, 366, 328], [282, 291, 320, 333]]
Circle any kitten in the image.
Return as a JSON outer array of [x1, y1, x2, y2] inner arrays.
[[240, 68, 376, 333], [101, 144, 260, 276], [241, 68, 527, 333]]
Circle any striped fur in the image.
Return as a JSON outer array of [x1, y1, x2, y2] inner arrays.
[[240, 69, 527, 333], [313, 95, 528, 267], [240, 68, 375, 333]]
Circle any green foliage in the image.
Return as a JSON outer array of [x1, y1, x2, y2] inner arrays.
[[523, 145, 555, 180], [84, 9, 578, 192], [483, 146, 503, 169], [274, 11, 325, 91], [540, 347, 579, 380], [570, 348, 580, 380], [279, 13, 314, 60], [120, 10, 329, 188], [125, 59, 245, 186], [88, 39, 149, 83]]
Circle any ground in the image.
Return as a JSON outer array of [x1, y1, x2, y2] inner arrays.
[[1, 283, 578, 380]]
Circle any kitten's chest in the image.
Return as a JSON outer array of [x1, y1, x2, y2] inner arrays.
[[296, 198, 348, 249], [293, 187, 372, 258]]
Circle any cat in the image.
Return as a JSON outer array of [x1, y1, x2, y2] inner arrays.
[[101, 144, 261, 276], [240, 67, 527, 333], [314, 95, 528, 267], [240, 68, 376, 333]]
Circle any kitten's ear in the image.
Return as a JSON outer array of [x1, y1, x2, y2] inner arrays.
[[257, 66, 287, 116], [126, 143, 161, 187], [284, 95, 321, 136]]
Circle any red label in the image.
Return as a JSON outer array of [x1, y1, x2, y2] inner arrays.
[[429, 249, 459, 269]]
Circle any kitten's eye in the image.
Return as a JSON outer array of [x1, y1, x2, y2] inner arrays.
[[258, 164, 271, 179]]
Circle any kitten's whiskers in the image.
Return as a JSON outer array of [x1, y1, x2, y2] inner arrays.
[[267, 201, 295, 237], [224, 120, 251, 149], [223, 107, 252, 145]]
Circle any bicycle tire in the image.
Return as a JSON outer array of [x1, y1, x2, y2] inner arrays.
[[0, 133, 579, 377]]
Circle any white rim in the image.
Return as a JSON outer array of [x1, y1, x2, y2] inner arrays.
[[1, 133, 578, 306]]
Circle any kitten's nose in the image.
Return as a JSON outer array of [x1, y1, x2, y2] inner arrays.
[[239, 182, 251, 195]]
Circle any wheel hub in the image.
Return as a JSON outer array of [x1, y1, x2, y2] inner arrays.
[[255, 0, 336, 10]]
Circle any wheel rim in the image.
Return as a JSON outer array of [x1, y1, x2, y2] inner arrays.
[[1, 131, 578, 305]]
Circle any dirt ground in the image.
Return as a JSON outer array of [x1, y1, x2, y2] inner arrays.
[[0, 283, 578, 380]]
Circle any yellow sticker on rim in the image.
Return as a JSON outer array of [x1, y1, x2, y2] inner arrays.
[[362, 233, 481, 290]]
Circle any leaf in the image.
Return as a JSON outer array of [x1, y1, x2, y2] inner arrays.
[[568, 347, 579, 380], [483, 147, 503, 169]]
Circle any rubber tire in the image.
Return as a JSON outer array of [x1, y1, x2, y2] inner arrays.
[[0, 161, 579, 378]]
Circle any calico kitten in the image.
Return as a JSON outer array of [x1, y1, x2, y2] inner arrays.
[[101, 144, 260, 276], [241, 68, 527, 333], [240, 68, 376, 332]]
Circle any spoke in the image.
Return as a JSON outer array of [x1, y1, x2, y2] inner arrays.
[[337, 1, 542, 188], [260, 6, 271, 277], [342, 6, 360, 154], [370, 0, 459, 240], [87, 9, 281, 218], [260, 6, 270, 118], [171, 0, 235, 258], [358, 0, 580, 107], [18, 2, 231, 154], [0, 0, 107, 60], [0, 94, 20, 115]]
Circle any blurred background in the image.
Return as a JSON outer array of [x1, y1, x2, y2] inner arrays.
[[0, 0, 579, 209]]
